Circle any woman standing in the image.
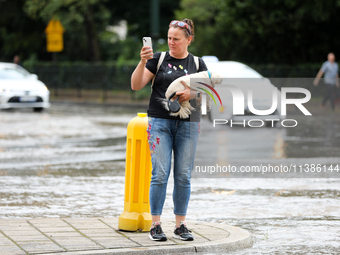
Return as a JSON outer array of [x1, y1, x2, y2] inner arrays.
[[131, 19, 207, 241]]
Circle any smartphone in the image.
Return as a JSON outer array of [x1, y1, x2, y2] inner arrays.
[[142, 37, 153, 49]]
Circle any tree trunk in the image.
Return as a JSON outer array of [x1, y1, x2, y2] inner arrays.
[[84, 5, 101, 62]]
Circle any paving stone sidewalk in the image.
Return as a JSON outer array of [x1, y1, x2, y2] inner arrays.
[[0, 217, 252, 255]]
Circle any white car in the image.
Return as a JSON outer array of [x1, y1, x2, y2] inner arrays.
[[0, 62, 50, 112], [203, 57, 283, 127]]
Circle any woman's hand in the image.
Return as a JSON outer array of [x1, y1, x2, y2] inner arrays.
[[140, 46, 153, 64], [176, 81, 196, 103], [131, 46, 154, 91]]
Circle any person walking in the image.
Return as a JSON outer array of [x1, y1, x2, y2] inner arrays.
[[131, 18, 207, 241], [313, 52, 340, 110]]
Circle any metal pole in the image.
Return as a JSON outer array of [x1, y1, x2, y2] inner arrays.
[[54, 75, 59, 98], [52, 52, 57, 63]]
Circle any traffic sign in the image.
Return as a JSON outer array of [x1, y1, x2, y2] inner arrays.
[[45, 19, 65, 52]]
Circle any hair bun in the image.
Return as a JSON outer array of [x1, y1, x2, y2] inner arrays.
[[182, 18, 195, 41]]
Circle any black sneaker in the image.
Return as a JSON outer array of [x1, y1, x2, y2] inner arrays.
[[173, 222, 194, 241], [149, 223, 167, 241]]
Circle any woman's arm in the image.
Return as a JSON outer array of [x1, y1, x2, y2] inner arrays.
[[176, 58, 207, 102], [176, 81, 200, 103], [131, 46, 155, 91]]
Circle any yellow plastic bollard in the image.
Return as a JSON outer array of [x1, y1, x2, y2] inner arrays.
[[118, 113, 152, 232]]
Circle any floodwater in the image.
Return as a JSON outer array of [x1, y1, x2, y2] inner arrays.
[[0, 103, 340, 254]]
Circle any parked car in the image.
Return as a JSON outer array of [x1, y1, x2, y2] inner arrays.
[[202, 57, 282, 127], [0, 62, 50, 112]]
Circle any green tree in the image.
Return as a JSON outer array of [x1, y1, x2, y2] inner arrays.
[[175, 0, 221, 58], [176, 0, 340, 64], [108, 0, 180, 39], [24, 0, 112, 61], [0, 0, 46, 62], [0, 0, 180, 62]]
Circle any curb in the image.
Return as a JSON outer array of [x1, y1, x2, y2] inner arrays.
[[0, 218, 252, 255], [50, 223, 252, 255]]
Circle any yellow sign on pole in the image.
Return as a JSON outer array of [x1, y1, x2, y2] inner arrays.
[[45, 19, 65, 52]]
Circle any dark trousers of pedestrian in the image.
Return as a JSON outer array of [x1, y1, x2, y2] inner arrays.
[[322, 84, 339, 110]]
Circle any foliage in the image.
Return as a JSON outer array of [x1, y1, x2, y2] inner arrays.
[[176, 0, 340, 64], [23, 0, 112, 61], [0, 0, 180, 62], [175, 0, 221, 58], [0, 0, 47, 62], [111, 0, 181, 39], [1, 0, 340, 64]]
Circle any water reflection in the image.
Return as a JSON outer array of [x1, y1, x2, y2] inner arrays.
[[194, 108, 340, 178], [0, 103, 340, 254], [272, 132, 286, 159]]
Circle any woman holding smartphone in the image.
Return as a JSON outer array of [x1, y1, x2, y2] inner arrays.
[[131, 18, 207, 241]]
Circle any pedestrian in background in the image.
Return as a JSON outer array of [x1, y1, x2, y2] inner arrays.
[[13, 55, 22, 66], [313, 52, 340, 110]]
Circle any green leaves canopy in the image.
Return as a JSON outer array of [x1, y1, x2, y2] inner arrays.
[[1, 0, 340, 64], [176, 0, 340, 64]]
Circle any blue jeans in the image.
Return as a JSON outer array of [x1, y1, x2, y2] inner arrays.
[[147, 117, 200, 216]]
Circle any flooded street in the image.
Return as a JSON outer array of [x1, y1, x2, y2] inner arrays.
[[0, 103, 340, 254]]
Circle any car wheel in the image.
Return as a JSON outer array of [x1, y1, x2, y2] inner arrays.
[[33, 107, 44, 112]]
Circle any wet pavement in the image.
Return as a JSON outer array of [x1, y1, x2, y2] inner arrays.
[[1, 102, 340, 254], [0, 217, 251, 254]]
